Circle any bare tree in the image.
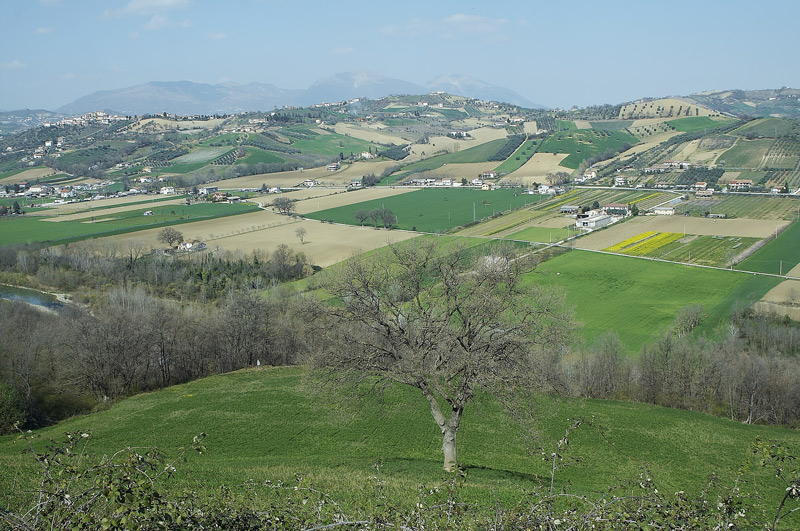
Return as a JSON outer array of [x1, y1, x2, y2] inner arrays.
[[295, 226, 307, 244], [273, 197, 295, 215], [353, 209, 370, 225], [158, 227, 184, 248], [311, 240, 573, 471]]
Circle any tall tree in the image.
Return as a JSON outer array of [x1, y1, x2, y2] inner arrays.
[[311, 240, 573, 471]]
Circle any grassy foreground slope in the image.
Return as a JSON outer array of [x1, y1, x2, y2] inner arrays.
[[1, 367, 797, 514]]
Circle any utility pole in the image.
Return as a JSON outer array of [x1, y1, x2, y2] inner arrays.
[[473, 202, 475, 222]]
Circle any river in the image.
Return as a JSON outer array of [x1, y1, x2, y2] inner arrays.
[[0, 284, 64, 309]]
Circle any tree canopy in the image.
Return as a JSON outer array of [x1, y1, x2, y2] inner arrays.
[[311, 240, 573, 470]]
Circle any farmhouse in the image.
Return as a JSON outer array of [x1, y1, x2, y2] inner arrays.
[[303, 179, 318, 187], [178, 240, 207, 252], [601, 203, 630, 216], [696, 189, 714, 198], [664, 160, 692, 169], [614, 176, 626, 186], [326, 162, 340, 171], [481, 171, 498, 180], [160, 186, 176, 195], [694, 182, 708, 190], [199, 186, 218, 195], [560, 205, 580, 214], [654, 206, 675, 215], [143, 210, 154, 216], [729, 179, 753, 191], [575, 214, 613, 229]]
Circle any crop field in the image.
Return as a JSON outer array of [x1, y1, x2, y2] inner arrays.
[[0, 202, 258, 246], [293, 187, 415, 215], [738, 219, 800, 275], [41, 197, 190, 221], [763, 138, 800, 169], [667, 116, 736, 133], [288, 127, 374, 157], [718, 138, 773, 168], [493, 140, 539, 174], [733, 117, 800, 138], [507, 225, 576, 243], [574, 216, 787, 252], [604, 232, 761, 267], [540, 189, 671, 212], [503, 153, 571, 182], [619, 98, 715, 119], [0, 167, 59, 184], [538, 129, 639, 169], [676, 194, 800, 220], [173, 147, 231, 164], [304, 188, 542, 233], [524, 250, 780, 353], [589, 120, 633, 131], [235, 147, 287, 165], [399, 138, 507, 173], [2, 367, 797, 517], [453, 207, 553, 237], [332, 123, 407, 145]]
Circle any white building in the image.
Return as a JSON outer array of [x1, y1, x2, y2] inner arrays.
[[575, 214, 613, 229]]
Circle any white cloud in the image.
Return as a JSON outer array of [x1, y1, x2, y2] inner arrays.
[[180, 19, 192, 27], [380, 14, 508, 39], [330, 46, 354, 55], [207, 32, 227, 40], [61, 72, 76, 79], [143, 14, 171, 30], [129, 31, 141, 39], [35, 27, 55, 35], [441, 13, 508, 37], [1, 60, 26, 69], [104, 0, 191, 18]]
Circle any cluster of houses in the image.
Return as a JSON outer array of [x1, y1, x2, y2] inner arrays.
[[42, 111, 126, 128], [558, 203, 633, 230], [644, 160, 693, 173], [1, 180, 119, 201]]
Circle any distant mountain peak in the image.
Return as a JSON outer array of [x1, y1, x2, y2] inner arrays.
[[54, 72, 544, 115]]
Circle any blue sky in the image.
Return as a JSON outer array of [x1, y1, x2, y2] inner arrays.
[[2, 0, 799, 111]]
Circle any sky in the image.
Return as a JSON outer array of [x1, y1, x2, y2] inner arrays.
[[2, 0, 800, 111]]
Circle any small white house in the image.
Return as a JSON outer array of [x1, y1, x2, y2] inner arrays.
[[143, 210, 154, 216], [654, 206, 675, 215], [160, 186, 176, 195]]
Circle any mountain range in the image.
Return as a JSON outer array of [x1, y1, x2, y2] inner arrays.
[[56, 71, 541, 116]]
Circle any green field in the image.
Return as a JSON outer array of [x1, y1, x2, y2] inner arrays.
[[1, 367, 796, 518], [288, 128, 374, 157], [173, 147, 231, 164], [304, 188, 542, 233], [738, 219, 800, 274], [235, 146, 287, 165], [433, 108, 468, 121], [677, 194, 800, 220], [524, 250, 780, 352], [589, 120, 634, 131], [718, 138, 774, 168], [734, 117, 800, 138], [493, 140, 539, 174], [400, 138, 507, 173], [508, 225, 575, 243], [538, 129, 639, 169], [667, 116, 736, 133], [0, 202, 258, 246]]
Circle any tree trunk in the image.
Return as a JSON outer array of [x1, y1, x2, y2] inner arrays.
[[421, 387, 462, 471], [442, 425, 458, 472]]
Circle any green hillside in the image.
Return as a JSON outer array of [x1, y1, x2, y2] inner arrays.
[[2, 367, 797, 521]]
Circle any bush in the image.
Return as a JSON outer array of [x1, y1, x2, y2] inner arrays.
[[0, 382, 26, 434]]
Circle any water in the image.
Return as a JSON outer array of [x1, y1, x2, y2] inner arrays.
[[0, 284, 63, 309]]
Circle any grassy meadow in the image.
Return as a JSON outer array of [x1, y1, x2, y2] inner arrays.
[[1, 366, 797, 519], [738, 218, 800, 274], [667, 116, 736, 133], [304, 188, 543, 233], [538, 129, 639, 169], [523, 250, 780, 352], [0, 202, 258, 246], [399, 138, 507, 173]]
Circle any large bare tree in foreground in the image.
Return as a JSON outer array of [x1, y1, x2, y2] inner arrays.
[[312, 240, 573, 471]]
